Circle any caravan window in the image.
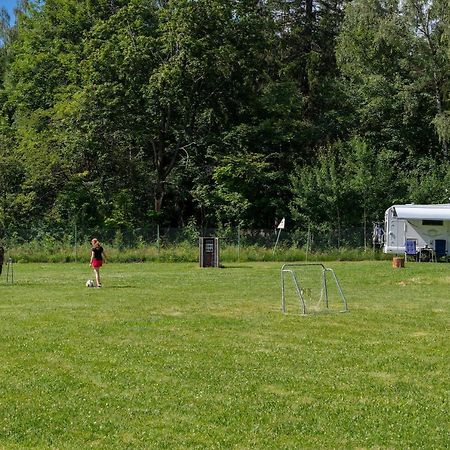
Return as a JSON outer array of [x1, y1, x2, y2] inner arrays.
[[422, 220, 443, 226]]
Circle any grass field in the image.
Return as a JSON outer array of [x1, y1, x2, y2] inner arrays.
[[0, 261, 448, 449]]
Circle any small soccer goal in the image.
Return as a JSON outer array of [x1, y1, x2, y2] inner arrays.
[[280, 263, 348, 315]]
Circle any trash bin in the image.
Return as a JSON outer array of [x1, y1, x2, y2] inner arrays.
[[199, 237, 219, 268]]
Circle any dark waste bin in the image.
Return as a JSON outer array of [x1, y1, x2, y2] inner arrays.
[[199, 237, 219, 268]]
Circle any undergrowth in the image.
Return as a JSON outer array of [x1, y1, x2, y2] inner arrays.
[[4, 242, 391, 263]]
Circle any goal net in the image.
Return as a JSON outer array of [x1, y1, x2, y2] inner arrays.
[[281, 263, 348, 315]]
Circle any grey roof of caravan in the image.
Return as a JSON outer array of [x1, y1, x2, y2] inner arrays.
[[389, 204, 450, 220]]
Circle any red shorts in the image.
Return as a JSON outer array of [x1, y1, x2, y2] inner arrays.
[[92, 259, 103, 268]]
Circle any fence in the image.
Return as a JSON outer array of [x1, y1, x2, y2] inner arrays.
[[1, 224, 376, 252]]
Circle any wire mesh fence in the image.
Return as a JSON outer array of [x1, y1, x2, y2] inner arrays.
[[1, 224, 376, 251]]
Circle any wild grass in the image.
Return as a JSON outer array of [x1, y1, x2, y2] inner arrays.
[[0, 260, 448, 449], [6, 242, 390, 263]]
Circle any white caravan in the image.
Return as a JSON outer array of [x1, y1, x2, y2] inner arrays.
[[384, 204, 450, 258]]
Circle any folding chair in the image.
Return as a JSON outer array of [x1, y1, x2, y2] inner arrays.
[[405, 239, 418, 262]]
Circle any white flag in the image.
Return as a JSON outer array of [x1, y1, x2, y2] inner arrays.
[[277, 218, 285, 229]]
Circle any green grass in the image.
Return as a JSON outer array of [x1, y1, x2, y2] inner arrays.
[[7, 242, 391, 263], [0, 261, 448, 449]]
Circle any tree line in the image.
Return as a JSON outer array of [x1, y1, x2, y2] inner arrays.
[[0, 0, 449, 242]]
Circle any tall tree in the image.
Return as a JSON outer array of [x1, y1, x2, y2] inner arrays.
[[269, 0, 349, 151], [1, 0, 93, 232], [403, 0, 450, 155], [336, 0, 447, 160], [77, 0, 273, 224]]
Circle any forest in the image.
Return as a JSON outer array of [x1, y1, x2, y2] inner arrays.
[[0, 0, 449, 243]]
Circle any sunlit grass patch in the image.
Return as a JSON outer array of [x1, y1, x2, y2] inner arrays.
[[0, 261, 448, 449]]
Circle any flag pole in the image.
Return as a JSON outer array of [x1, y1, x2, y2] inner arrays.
[[273, 218, 285, 254]]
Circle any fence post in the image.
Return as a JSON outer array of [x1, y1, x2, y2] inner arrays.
[[237, 224, 240, 262], [305, 223, 310, 262], [363, 210, 367, 251], [156, 224, 160, 259], [74, 223, 77, 262]]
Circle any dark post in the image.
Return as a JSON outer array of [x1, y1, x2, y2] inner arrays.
[[199, 237, 219, 268]]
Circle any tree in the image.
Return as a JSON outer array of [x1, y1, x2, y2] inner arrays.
[[289, 144, 352, 237], [336, 0, 447, 160], [1, 0, 91, 232], [267, 0, 350, 153], [402, 0, 450, 156], [77, 0, 274, 224], [289, 138, 404, 240]]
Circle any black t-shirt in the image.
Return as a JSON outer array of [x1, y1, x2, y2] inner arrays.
[[92, 246, 104, 261]]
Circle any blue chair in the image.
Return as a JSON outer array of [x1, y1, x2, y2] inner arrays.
[[405, 239, 418, 261], [434, 240, 447, 261]]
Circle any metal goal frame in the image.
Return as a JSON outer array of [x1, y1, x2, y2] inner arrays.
[[281, 263, 348, 315]]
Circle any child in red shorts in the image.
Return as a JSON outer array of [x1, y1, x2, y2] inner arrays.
[[89, 238, 107, 288]]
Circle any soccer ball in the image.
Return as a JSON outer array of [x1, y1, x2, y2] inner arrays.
[[86, 279, 95, 288]]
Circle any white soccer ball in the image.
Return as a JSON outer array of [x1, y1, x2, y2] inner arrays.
[[86, 279, 95, 288]]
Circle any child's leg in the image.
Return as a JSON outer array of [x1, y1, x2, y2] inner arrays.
[[94, 267, 101, 287]]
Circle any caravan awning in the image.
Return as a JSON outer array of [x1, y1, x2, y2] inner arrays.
[[393, 205, 450, 220]]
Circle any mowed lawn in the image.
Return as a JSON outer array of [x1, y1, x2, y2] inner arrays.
[[0, 261, 448, 449]]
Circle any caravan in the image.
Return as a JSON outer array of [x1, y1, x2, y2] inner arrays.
[[384, 204, 450, 261]]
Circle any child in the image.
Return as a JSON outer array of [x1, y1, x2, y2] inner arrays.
[[89, 238, 107, 288]]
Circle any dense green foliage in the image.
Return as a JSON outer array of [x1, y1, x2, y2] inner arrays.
[[0, 261, 448, 448], [0, 0, 449, 241]]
